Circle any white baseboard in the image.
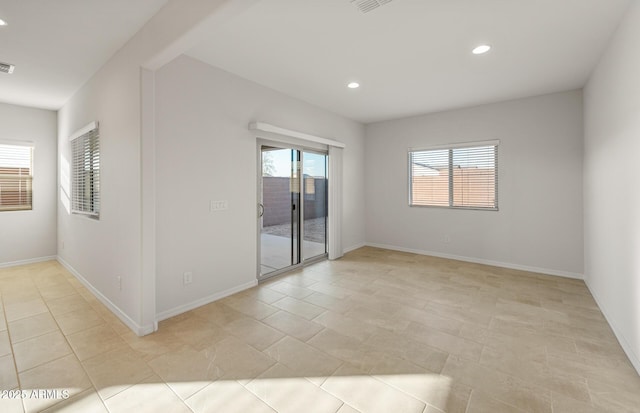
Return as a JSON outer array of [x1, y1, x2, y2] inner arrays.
[[585, 281, 640, 376], [57, 256, 155, 336], [343, 242, 366, 255], [156, 280, 258, 322], [365, 243, 584, 280], [0, 255, 57, 269]]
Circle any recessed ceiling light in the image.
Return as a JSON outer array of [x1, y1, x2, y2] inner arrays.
[[472, 44, 491, 55], [0, 19, 7, 26], [347, 82, 360, 89]]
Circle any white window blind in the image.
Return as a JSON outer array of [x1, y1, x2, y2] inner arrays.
[[0, 144, 33, 211], [71, 124, 100, 218], [409, 141, 498, 210]]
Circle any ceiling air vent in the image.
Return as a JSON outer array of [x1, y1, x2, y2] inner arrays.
[[351, 0, 394, 14], [0, 62, 15, 74]]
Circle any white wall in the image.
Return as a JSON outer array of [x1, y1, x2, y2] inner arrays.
[[57, 0, 260, 334], [365, 90, 584, 277], [0, 103, 57, 266], [584, 0, 640, 372], [154, 55, 365, 317]]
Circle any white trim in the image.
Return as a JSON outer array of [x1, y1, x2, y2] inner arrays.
[[0, 255, 56, 269], [0, 139, 34, 147], [585, 282, 640, 375], [57, 256, 155, 336], [69, 121, 98, 142], [156, 280, 258, 322], [249, 122, 346, 149], [343, 242, 366, 254], [409, 139, 500, 152], [365, 242, 584, 280]]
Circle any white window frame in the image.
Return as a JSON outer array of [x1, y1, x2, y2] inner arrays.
[[70, 121, 100, 219], [408, 140, 499, 211], [0, 141, 34, 212]]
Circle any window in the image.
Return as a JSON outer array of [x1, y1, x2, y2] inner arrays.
[[409, 140, 498, 210], [0, 143, 33, 211], [71, 122, 100, 218]]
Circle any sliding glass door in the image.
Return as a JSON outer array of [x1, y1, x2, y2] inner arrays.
[[259, 145, 327, 279]]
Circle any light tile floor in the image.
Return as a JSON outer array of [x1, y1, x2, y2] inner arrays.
[[0, 247, 639, 412]]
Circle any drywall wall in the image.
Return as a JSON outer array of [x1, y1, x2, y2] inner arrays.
[[584, 0, 640, 373], [57, 0, 261, 334], [0, 103, 57, 266], [365, 90, 584, 277], [154, 55, 365, 317]]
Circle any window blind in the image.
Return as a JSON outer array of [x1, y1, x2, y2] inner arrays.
[[409, 142, 498, 210], [0, 144, 33, 211], [71, 125, 100, 218]]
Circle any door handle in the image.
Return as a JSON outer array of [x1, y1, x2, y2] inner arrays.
[[258, 203, 264, 218]]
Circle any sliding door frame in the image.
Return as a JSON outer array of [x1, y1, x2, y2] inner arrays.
[[257, 139, 328, 282]]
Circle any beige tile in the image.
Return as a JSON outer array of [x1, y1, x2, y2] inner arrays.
[[0, 311, 6, 332], [66, 324, 127, 361], [191, 302, 247, 327], [245, 363, 343, 413], [13, 330, 72, 372], [0, 392, 24, 413], [466, 390, 526, 413], [407, 322, 483, 361], [38, 280, 78, 301], [237, 286, 286, 304], [322, 364, 425, 413], [263, 336, 342, 380], [272, 296, 326, 320], [55, 308, 105, 335], [266, 281, 314, 299], [162, 315, 228, 351], [46, 294, 92, 317], [104, 375, 191, 413], [147, 345, 220, 400], [120, 329, 184, 361], [186, 380, 276, 413], [201, 336, 276, 381], [40, 388, 109, 413], [221, 296, 279, 320], [8, 312, 58, 343], [223, 317, 284, 350], [336, 404, 361, 413], [0, 331, 10, 356], [302, 292, 356, 314], [82, 347, 154, 400], [0, 354, 18, 389], [262, 310, 324, 341], [19, 354, 92, 413], [4, 298, 48, 322], [373, 372, 453, 411], [313, 311, 378, 342], [442, 356, 552, 413], [365, 329, 449, 373], [344, 306, 410, 332], [551, 393, 607, 413]]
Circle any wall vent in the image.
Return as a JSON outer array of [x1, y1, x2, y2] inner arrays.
[[350, 0, 394, 14], [0, 62, 15, 74]]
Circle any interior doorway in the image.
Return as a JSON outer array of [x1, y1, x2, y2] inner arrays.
[[258, 144, 328, 280]]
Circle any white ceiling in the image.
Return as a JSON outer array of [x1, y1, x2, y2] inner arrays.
[[0, 0, 632, 122], [187, 0, 632, 123], [0, 0, 168, 110]]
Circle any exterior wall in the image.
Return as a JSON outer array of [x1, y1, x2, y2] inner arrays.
[[262, 177, 326, 226]]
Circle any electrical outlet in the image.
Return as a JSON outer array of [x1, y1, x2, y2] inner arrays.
[[183, 272, 193, 285], [443, 234, 451, 244], [117, 276, 122, 291], [210, 200, 228, 212]]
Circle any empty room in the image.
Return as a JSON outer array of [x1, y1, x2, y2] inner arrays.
[[0, 0, 639, 412]]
